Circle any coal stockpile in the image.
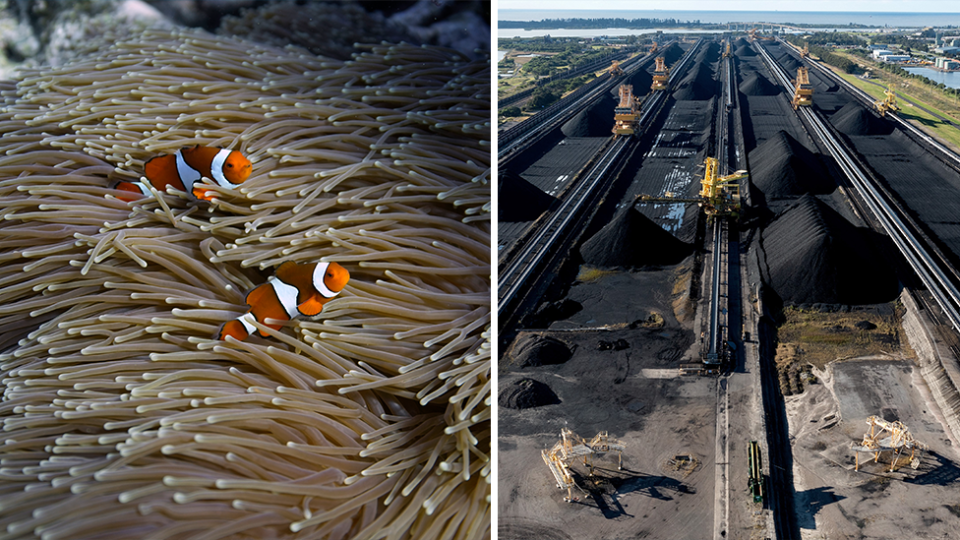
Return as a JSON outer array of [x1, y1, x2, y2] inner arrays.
[[499, 171, 557, 222], [626, 68, 653, 95], [694, 41, 721, 65], [775, 50, 802, 73], [661, 42, 685, 65], [739, 73, 780, 96], [672, 63, 716, 101], [498, 378, 561, 409], [749, 131, 834, 199], [512, 334, 574, 367], [561, 91, 616, 137], [579, 206, 693, 268], [735, 42, 757, 56], [830, 102, 893, 136], [756, 195, 899, 305]]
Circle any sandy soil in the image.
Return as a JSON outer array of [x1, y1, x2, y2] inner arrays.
[[786, 358, 960, 539]]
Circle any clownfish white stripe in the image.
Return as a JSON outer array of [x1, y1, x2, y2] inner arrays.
[[175, 149, 202, 190], [132, 181, 151, 196], [210, 149, 233, 188], [239, 312, 258, 335], [312, 262, 340, 299], [269, 277, 300, 319]]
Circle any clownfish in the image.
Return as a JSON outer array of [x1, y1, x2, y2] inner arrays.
[[115, 146, 252, 202], [217, 261, 350, 341]]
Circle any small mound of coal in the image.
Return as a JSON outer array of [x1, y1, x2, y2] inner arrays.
[[735, 38, 750, 48], [749, 131, 834, 199], [855, 320, 878, 331], [777, 53, 802, 73], [498, 378, 560, 409], [530, 298, 582, 327], [830, 102, 894, 136], [672, 64, 716, 100], [598, 339, 629, 351], [735, 45, 756, 56], [580, 206, 693, 268], [498, 171, 557, 222], [739, 73, 780, 96], [757, 195, 899, 304], [561, 91, 616, 137], [694, 42, 721, 65], [513, 334, 573, 367]]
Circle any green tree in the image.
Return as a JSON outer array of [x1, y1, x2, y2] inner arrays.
[[501, 106, 522, 117], [527, 89, 559, 109]]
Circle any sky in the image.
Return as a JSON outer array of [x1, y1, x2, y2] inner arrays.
[[499, 0, 960, 12]]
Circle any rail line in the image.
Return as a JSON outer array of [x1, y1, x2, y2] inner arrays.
[[498, 40, 704, 326], [498, 42, 672, 167], [756, 41, 960, 334]]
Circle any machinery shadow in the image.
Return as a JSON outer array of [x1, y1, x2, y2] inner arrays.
[[569, 466, 694, 519], [794, 486, 846, 530], [906, 451, 960, 486]]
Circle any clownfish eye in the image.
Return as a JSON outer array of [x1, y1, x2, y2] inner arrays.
[[227, 163, 233, 168], [327, 273, 333, 277]]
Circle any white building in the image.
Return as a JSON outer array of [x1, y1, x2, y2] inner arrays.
[[872, 49, 893, 59], [882, 55, 911, 63]]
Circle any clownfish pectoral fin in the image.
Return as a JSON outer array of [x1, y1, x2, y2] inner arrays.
[[192, 185, 216, 202], [298, 294, 324, 317]]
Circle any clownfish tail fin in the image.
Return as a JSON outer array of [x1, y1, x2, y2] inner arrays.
[[216, 313, 256, 341]]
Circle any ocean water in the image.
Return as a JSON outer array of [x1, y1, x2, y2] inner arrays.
[[499, 10, 960, 28]]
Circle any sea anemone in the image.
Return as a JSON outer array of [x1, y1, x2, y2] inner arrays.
[[0, 27, 489, 540]]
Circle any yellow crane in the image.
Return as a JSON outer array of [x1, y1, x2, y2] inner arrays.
[[639, 157, 747, 219], [652, 57, 669, 91], [650, 42, 658, 54], [852, 416, 927, 472], [791, 67, 813, 109], [542, 428, 625, 502], [612, 84, 639, 137], [801, 43, 809, 58], [723, 41, 732, 58], [875, 86, 900, 116], [609, 60, 624, 78]]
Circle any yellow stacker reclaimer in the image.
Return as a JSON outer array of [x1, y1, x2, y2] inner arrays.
[[792, 67, 813, 109], [612, 84, 639, 137], [875, 86, 900, 116], [651, 57, 669, 92]]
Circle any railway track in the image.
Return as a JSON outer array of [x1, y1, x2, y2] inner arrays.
[[498, 40, 704, 329], [756, 41, 960, 334], [498, 42, 672, 167]]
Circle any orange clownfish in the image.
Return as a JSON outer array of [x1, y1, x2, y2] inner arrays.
[[115, 146, 252, 202], [217, 261, 350, 341]]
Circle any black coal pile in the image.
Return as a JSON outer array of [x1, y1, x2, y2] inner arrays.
[[777, 52, 802, 73], [528, 298, 582, 327], [756, 195, 899, 304], [830, 102, 893, 136], [736, 44, 756, 56], [694, 41, 721, 65], [561, 91, 616, 137], [627, 68, 653, 94], [498, 378, 560, 409], [739, 73, 780, 96], [661, 42, 684, 65], [579, 206, 693, 268], [749, 131, 834, 199], [499, 171, 557, 222], [598, 339, 629, 351], [735, 38, 750, 48], [672, 63, 716, 101], [512, 334, 573, 367]]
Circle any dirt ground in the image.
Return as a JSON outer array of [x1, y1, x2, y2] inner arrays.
[[498, 325, 716, 540], [786, 358, 960, 539]]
